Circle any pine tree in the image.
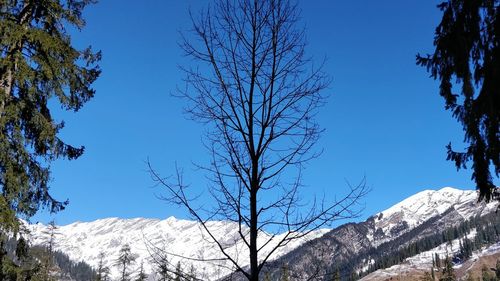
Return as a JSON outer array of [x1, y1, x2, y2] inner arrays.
[[43, 221, 59, 255], [96, 251, 110, 281], [422, 271, 434, 281], [459, 240, 464, 257], [435, 253, 442, 268], [439, 256, 456, 281], [156, 255, 171, 281], [174, 261, 182, 281], [350, 271, 358, 281], [116, 244, 136, 281], [187, 264, 196, 281], [0, 236, 48, 281], [0, 238, 7, 280], [135, 261, 148, 281], [15, 236, 29, 262], [331, 267, 341, 281], [101, 266, 110, 281], [39, 220, 59, 281], [417, 0, 500, 202], [496, 259, 500, 279], [280, 264, 289, 281], [0, 0, 101, 232]]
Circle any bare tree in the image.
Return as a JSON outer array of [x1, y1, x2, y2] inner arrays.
[[149, 0, 367, 280]]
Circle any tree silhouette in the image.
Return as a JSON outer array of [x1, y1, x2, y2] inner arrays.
[[116, 244, 136, 281], [135, 261, 148, 281], [96, 251, 110, 281], [149, 0, 367, 280], [417, 0, 500, 202]]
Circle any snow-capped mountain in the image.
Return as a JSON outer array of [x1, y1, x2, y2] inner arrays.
[[24, 216, 329, 280], [256, 187, 499, 280], [23, 187, 499, 281], [370, 187, 495, 245]]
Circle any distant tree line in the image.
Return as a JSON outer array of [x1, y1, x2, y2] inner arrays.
[[0, 235, 96, 281]]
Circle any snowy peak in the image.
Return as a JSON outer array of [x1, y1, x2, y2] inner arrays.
[[365, 186, 499, 247], [381, 187, 473, 216], [375, 187, 475, 229]]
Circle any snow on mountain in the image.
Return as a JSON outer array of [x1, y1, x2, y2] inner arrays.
[[262, 186, 500, 281], [23, 187, 497, 281], [369, 187, 496, 244], [357, 187, 499, 281], [360, 231, 499, 281], [376, 187, 473, 228], [24, 216, 329, 280]]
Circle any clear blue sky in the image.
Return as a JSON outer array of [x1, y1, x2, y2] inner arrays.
[[32, 0, 476, 226]]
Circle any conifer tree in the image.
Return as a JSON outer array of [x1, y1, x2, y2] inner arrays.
[[39, 220, 59, 281], [417, 0, 500, 202], [331, 267, 341, 281], [187, 264, 197, 281], [101, 267, 110, 281], [156, 256, 171, 281], [135, 261, 148, 281], [496, 259, 500, 279], [15, 236, 28, 262], [439, 256, 456, 281], [96, 251, 110, 281], [0, 0, 101, 232], [116, 244, 136, 281], [422, 271, 434, 281], [0, 238, 7, 280], [350, 271, 358, 281], [174, 261, 182, 281], [280, 264, 289, 281], [435, 253, 442, 268]]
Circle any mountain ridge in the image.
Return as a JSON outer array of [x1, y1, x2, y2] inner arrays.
[[24, 187, 497, 281]]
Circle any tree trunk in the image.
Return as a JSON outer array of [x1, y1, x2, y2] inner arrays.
[[0, 2, 32, 116], [249, 186, 258, 281]]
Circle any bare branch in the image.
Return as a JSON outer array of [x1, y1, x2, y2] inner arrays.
[[150, 1, 367, 280]]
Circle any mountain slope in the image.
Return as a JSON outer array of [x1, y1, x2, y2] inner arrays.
[[24, 187, 498, 281], [25, 217, 328, 280], [257, 187, 498, 280]]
